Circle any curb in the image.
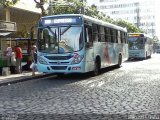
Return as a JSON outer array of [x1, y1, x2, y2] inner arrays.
[[0, 73, 54, 87]]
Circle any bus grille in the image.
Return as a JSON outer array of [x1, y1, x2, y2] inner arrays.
[[45, 56, 72, 60], [51, 66, 67, 70], [49, 62, 70, 65]]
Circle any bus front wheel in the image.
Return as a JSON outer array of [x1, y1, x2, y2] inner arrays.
[[117, 54, 122, 68], [93, 59, 101, 76]]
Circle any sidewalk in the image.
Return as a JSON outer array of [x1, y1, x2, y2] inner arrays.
[[0, 71, 52, 87]]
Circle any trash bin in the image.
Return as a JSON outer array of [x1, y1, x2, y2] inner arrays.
[[10, 66, 16, 74], [0, 67, 2, 75], [2, 67, 10, 76]]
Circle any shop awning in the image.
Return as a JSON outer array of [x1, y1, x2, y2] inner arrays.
[[0, 21, 16, 32], [0, 32, 16, 38], [0, 20, 17, 38], [0, 32, 12, 36]]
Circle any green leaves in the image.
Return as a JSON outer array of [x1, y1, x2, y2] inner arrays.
[[0, 0, 19, 7], [33, 0, 143, 33], [115, 19, 144, 33], [50, 0, 84, 15]]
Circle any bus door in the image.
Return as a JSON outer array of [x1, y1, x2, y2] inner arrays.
[[84, 23, 94, 72]]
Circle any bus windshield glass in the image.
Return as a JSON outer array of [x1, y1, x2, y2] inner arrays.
[[38, 26, 83, 53], [128, 37, 145, 50]]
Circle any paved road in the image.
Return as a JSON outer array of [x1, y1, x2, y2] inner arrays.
[[0, 54, 160, 119]]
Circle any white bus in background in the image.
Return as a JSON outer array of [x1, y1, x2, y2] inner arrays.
[[128, 33, 153, 60]]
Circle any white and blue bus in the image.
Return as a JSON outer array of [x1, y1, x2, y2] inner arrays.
[[128, 33, 153, 60], [37, 14, 128, 75]]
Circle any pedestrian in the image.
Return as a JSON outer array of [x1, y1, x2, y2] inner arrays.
[[6, 44, 12, 66], [15, 45, 23, 73], [10, 47, 16, 74], [30, 44, 37, 76]]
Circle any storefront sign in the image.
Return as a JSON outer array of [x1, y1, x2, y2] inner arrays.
[[0, 21, 16, 32]]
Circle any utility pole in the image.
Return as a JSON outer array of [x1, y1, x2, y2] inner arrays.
[[151, 22, 154, 37], [80, 0, 85, 14], [135, 2, 140, 28], [48, 0, 53, 15]]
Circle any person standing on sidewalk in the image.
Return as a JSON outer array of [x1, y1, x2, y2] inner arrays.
[[30, 44, 37, 76], [15, 45, 23, 73], [6, 44, 12, 66]]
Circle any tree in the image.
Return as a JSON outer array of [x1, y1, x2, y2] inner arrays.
[[115, 19, 144, 33], [33, 0, 144, 33], [34, 0, 47, 16], [49, 0, 84, 15], [0, 0, 19, 7]]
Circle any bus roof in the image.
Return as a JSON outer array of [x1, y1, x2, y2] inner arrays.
[[128, 33, 153, 39], [41, 14, 127, 32]]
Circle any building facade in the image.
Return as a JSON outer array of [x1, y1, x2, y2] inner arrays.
[[0, 1, 41, 67], [95, 0, 159, 37]]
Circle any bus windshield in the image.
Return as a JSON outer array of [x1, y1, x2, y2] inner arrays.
[[128, 37, 145, 50], [38, 26, 83, 53]]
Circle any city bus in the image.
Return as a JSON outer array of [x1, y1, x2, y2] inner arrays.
[[128, 33, 153, 60], [37, 14, 128, 76]]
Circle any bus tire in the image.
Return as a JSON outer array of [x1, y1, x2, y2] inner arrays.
[[144, 52, 147, 59], [149, 52, 152, 58], [117, 54, 122, 68], [93, 58, 101, 76]]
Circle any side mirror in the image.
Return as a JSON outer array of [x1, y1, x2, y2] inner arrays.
[[85, 42, 90, 48], [85, 42, 93, 48]]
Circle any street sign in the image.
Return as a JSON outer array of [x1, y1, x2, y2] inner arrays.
[[0, 21, 16, 32]]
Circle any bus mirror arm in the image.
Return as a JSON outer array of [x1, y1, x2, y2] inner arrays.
[[85, 42, 90, 48]]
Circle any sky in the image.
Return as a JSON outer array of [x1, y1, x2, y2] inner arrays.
[[86, 0, 98, 6]]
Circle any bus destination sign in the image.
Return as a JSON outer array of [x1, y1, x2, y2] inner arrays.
[[41, 16, 82, 26], [45, 18, 76, 24], [129, 34, 144, 37]]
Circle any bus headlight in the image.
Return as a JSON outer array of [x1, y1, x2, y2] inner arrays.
[[38, 56, 48, 65], [72, 53, 84, 64]]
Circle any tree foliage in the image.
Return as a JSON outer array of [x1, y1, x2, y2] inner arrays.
[[33, 0, 144, 33], [0, 0, 19, 7], [50, 0, 83, 15], [115, 19, 144, 33]]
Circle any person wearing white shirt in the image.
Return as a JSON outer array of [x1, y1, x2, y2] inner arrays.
[[6, 44, 12, 66]]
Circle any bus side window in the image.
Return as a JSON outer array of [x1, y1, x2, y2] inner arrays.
[[110, 29, 114, 43], [120, 31, 123, 43], [115, 30, 118, 43], [93, 24, 98, 42], [117, 31, 121, 44], [84, 24, 93, 47], [105, 27, 111, 42], [99, 26, 105, 42], [124, 32, 128, 43]]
